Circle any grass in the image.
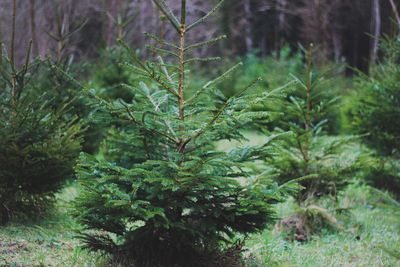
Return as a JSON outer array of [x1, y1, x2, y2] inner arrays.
[[247, 185, 400, 267], [0, 186, 105, 267]]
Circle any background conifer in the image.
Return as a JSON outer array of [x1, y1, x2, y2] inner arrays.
[[266, 46, 361, 202], [0, 0, 83, 223]]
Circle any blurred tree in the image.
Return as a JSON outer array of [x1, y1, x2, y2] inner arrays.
[[351, 37, 400, 197]]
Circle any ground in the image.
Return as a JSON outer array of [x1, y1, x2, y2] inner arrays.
[[0, 184, 399, 267]]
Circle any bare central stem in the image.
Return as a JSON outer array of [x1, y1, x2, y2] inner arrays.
[[304, 48, 313, 163], [178, 0, 186, 123], [177, 0, 186, 155], [11, 0, 17, 115], [178, 27, 185, 122], [11, 0, 16, 69]]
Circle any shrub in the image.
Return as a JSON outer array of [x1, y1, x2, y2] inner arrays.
[[73, 0, 294, 265]]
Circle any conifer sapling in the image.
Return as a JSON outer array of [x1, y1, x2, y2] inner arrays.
[[266, 46, 361, 202], [73, 0, 292, 265]]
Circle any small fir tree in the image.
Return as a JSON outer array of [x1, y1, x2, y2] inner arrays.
[[352, 36, 400, 157], [73, 0, 293, 265], [351, 36, 400, 195], [0, 0, 83, 223], [266, 46, 361, 202]]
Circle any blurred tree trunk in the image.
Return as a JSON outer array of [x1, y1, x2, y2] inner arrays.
[[332, 30, 342, 63], [244, 0, 253, 52], [370, 0, 381, 66], [29, 0, 39, 57], [0, 9, 2, 45], [276, 0, 287, 54]]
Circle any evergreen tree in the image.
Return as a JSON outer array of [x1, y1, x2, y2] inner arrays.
[[266, 46, 361, 202], [352, 37, 400, 158], [351, 37, 400, 196], [73, 0, 294, 265], [0, 0, 83, 223]]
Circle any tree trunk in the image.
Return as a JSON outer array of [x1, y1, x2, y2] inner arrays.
[[332, 30, 342, 63], [370, 0, 381, 66], [276, 0, 287, 54], [244, 0, 253, 52], [29, 0, 39, 57]]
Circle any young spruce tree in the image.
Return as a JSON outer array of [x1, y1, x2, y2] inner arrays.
[[266, 46, 361, 202], [0, 0, 83, 223], [73, 0, 292, 266]]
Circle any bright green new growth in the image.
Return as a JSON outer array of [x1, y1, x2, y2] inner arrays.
[[73, 0, 292, 266]]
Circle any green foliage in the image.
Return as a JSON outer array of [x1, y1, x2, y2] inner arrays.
[[32, 47, 139, 155], [219, 46, 347, 134], [33, 47, 139, 154], [220, 47, 303, 97], [268, 135, 362, 202], [351, 37, 400, 158], [73, 0, 293, 265], [30, 59, 99, 153], [81, 47, 140, 153], [266, 48, 361, 202], [0, 42, 83, 223], [90, 47, 137, 102]]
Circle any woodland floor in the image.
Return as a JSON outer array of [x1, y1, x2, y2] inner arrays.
[[0, 183, 399, 267], [0, 135, 399, 267]]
